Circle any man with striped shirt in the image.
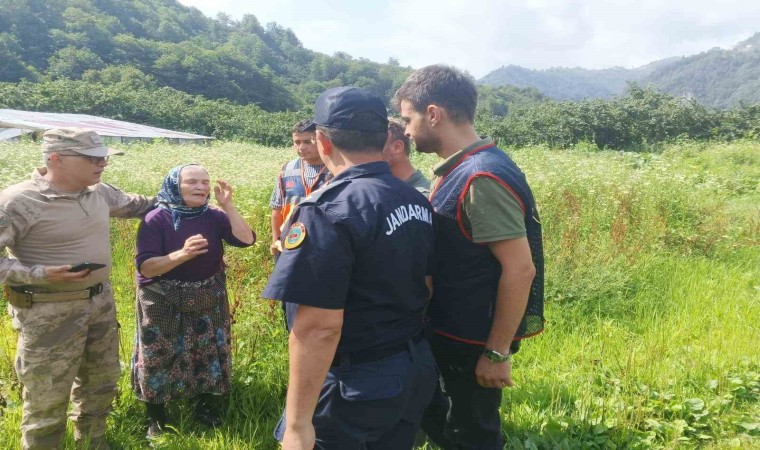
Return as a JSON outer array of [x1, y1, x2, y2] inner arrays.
[[269, 120, 332, 255]]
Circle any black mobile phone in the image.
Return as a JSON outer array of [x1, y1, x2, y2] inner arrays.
[[69, 262, 107, 272]]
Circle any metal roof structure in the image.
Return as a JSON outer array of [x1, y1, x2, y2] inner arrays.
[[0, 109, 212, 143], [0, 128, 32, 141]]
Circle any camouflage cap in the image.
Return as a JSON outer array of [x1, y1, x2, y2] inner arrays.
[[42, 128, 124, 157]]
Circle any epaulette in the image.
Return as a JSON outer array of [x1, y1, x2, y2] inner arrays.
[[298, 179, 351, 206]]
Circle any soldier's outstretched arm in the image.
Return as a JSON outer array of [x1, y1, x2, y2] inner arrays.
[[96, 183, 156, 219]]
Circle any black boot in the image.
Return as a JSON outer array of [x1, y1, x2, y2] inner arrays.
[[193, 393, 222, 427], [145, 402, 168, 440]]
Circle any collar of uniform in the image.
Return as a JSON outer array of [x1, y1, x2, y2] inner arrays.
[[332, 161, 391, 182], [405, 170, 424, 184], [433, 137, 494, 177], [31, 167, 95, 198], [302, 161, 325, 170]]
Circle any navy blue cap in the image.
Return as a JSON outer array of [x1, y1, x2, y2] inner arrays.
[[305, 87, 388, 133]]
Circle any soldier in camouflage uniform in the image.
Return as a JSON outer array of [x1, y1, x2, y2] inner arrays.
[[0, 128, 155, 450]]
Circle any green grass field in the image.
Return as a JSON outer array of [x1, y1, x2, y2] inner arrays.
[[0, 139, 758, 449]]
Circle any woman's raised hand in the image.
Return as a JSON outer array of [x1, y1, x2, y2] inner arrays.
[[214, 179, 233, 208]]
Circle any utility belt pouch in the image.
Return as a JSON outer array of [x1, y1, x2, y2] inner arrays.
[[6, 286, 33, 309]]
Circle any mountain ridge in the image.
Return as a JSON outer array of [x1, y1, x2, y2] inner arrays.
[[478, 34, 760, 108]]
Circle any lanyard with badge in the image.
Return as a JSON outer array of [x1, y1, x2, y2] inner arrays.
[[302, 164, 327, 196]]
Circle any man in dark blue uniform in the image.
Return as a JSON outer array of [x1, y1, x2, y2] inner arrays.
[[263, 86, 438, 450]]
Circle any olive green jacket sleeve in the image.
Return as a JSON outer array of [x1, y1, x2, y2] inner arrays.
[[462, 176, 526, 243]]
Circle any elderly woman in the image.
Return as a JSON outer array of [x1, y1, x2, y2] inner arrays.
[[131, 164, 255, 439]]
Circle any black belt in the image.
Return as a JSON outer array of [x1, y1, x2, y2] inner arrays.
[[331, 333, 424, 367]]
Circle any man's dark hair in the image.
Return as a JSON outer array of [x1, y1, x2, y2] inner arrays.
[[387, 118, 410, 155], [292, 119, 314, 134], [395, 64, 478, 124], [317, 112, 386, 153]]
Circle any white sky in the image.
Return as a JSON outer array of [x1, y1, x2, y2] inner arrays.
[[177, 0, 760, 78]]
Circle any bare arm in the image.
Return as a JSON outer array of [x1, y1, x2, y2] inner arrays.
[[270, 209, 284, 255], [283, 305, 343, 450], [475, 237, 536, 389], [214, 180, 254, 245], [222, 204, 254, 244]]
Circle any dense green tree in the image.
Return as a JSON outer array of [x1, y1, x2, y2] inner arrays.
[[61, 4, 124, 56], [0, 33, 39, 81], [110, 34, 162, 70], [488, 84, 735, 149], [477, 85, 547, 117], [81, 65, 156, 89], [47, 46, 106, 79], [0, 0, 67, 70]]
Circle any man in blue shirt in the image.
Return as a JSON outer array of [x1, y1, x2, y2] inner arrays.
[[263, 87, 437, 450]]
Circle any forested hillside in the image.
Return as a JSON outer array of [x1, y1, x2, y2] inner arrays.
[[0, 0, 758, 149], [480, 65, 648, 100], [0, 0, 542, 115], [480, 34, 760, 108], [0, 0, 401, 110], [643, 33, 760, 108]]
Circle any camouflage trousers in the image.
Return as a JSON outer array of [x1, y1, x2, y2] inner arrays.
[[8, 282, 120, 450]]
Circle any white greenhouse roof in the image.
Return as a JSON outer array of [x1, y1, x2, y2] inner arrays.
[[0, 128, 32, 141], [0, 109, 212, 142]]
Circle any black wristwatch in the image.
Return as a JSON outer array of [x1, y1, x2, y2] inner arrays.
[[483, 348, 511, 363]]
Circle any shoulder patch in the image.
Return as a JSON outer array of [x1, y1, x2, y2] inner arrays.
[[284, 222, 307, 250], [298, 179, 351, 205]]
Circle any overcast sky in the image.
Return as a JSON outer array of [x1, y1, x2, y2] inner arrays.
[[177, 0, 760, 78]]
